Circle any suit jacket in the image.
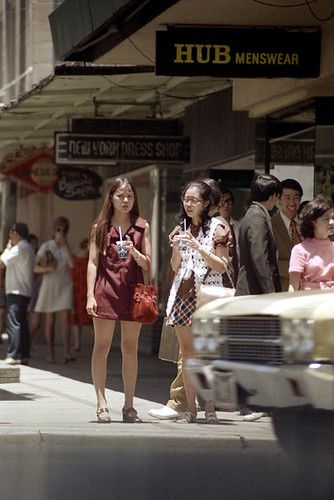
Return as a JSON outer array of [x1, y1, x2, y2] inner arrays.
[[235, 203, 281, 296], [271, 212, 292, 291]]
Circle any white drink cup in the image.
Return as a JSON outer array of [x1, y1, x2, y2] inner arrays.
[[178, 230, 187, 252], [116, 240, 128, 259]]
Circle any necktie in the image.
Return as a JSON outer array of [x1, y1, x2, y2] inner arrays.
[[290, 219, 302, 246], [229, 223, 239, 282]]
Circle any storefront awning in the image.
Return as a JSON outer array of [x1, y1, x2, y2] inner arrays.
[[0, 63, 230, 157]]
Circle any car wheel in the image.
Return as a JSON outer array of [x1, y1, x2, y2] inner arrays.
[[272, 408, 334, 465]]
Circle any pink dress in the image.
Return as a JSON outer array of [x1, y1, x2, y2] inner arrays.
[[289, 238, 334, 289]]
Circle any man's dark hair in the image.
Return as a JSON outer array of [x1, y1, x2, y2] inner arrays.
[[281, 178, 303, 197], [300, 195, 333, 238], [221, 188, 234, 205], [27, 233, 38, 243], [12, 222, 29, 239], [251, 174, 282, 202], [202, 178, 222, 206]]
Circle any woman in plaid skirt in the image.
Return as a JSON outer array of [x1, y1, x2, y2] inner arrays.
[[166, 180, 230, 423]]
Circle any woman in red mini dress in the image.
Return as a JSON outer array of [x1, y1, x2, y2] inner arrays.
[[87, 177, 151, 424]]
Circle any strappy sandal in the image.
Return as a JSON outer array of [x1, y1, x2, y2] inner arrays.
[[205, 412, 220, 425], [97, 407, 111, 424], [176, 411, 197, 424], [122, 407, 143, 423]]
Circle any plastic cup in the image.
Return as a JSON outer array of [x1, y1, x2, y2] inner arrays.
[[178, 230, 187, 252], [116, 240, 128, 259]]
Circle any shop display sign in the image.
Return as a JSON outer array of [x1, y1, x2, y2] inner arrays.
[[0, 149, 57, 193], [156, 27, 320, 78], [53, 166, 102, 200], [256, 140, 315, 165], [55, 132, 190, 164]]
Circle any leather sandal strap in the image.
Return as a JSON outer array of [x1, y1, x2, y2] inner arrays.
[[97, 407, 109, 415]]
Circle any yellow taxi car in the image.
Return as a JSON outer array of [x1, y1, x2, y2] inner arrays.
[[187, 289, 334, 458]]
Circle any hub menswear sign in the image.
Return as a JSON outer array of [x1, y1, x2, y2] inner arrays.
[[55, 133, 190, 164], [156, 26, 320, 78]]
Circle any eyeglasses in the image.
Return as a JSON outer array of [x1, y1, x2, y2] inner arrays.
[[114, 193, 134, 201], [182, 197, 203, 205]]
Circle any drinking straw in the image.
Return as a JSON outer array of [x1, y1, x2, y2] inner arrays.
[[183, 219, 187, 232], [119, 226, 123, 243]]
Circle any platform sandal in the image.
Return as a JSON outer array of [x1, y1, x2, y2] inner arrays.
[[205, 412, 220, 425], [176, 411, 197, 423], [97, 407, 111, 424], [122, 407, 143, 423]]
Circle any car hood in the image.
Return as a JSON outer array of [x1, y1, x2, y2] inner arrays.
[[194, 289, 334, 321]]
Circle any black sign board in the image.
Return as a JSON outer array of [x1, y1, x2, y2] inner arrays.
[[54, 166, 102, 200], [55, 133, 190, 164], [156, 27, 320, 78], [256, 140, 315, 165], [71, 118, 183, 136]]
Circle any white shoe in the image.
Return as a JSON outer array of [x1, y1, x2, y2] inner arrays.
[[148, 406, 179, 420], [243, 412, 265, 422], [2, 357, 21, 365]]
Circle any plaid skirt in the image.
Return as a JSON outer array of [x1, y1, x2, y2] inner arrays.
[[166, 295, 196, 326]]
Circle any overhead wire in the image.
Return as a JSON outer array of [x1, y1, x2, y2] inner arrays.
[[251, 0, 334, 22], [251, 0, 319, 7], [305, 0, 334, 21], [128, 37, 156, 64]]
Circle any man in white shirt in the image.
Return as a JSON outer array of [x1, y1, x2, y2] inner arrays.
[[271, 178, 303, 291], [0, 223, 35, 365]]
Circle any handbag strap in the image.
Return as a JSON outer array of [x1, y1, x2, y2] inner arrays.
[[136, 254, 152, 285], [202, 262, 235, 288], [145, 255, 152, 285]]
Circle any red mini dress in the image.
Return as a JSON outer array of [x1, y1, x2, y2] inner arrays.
[[94, 217, 147, 320]]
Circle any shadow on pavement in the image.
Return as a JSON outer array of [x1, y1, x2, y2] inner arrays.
[[1, 334, 176, 406]]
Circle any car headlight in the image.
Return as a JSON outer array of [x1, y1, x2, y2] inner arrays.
[[192, 317, 220, 355], [281, 318, 315, 361]]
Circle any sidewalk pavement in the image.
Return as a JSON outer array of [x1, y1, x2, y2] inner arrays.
[[0, 336, 277, 449]]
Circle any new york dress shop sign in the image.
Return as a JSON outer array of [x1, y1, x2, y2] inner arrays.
[[155, 26, 321, 78]]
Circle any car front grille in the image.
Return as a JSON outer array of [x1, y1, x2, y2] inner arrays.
[[218, 315, 283, 365]]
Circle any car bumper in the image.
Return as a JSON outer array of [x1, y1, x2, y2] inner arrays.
[[186, 358, 334, 411]]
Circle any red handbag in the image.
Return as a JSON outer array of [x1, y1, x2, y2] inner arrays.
[[130, 257, 158, 324]]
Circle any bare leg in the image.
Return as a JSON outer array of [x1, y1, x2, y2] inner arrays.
[[120, 321, 141, 409], [74, 325, 82, 351], [45, 312, 55, 362], [91, 318, 115, 410], [59, 309, 72, 360], [0, 307, 6, 335], [29, 311, 40, 339], [174, 325, 197, 414]]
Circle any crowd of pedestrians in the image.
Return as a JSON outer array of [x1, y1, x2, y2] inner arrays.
[[1, 173, 334, 426]]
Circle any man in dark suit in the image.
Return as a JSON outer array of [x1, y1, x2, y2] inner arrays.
[[271, 178, 303, 291], [236, 174, 282, 421], [236, 174, 282, 296]]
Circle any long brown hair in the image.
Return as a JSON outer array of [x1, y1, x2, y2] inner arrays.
[[93, 177, 140, 253]]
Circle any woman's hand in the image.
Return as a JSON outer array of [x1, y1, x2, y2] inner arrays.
[[86, 296, 98, 317], [124, 235, 136, 255], [168, 226, 180, 247], [178, 231, 200, 251]]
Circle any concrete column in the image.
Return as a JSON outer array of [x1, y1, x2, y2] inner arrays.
[[0, 179, 17, 250]]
